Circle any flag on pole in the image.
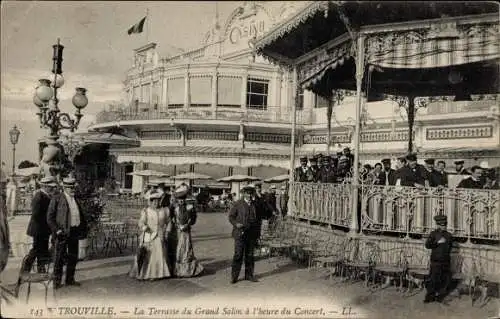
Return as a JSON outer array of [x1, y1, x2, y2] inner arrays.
[[127, 16, 146, 35]]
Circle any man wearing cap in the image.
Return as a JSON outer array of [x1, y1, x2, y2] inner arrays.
[[435, 161, 449, 188], [379, 159, 396, 186], [294, 157, 313, 182], [47, 176, 87, 288], [454, 160, 470, 175], [319, 156, 336, 183], [25, 176, 58, 273], [395, 153, 428, 187], [308, 156, 321, 182], [423, 159, 441, 187], [424, 215, 453, 303], [228, 185, 259, 283]]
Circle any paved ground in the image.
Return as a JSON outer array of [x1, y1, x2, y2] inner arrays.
[[1, 212, 499, 319]]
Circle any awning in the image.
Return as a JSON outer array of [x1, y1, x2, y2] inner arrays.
[[110, 146, 292, 169], [74, 132, 140, 146], [366, 21, 499, 70]]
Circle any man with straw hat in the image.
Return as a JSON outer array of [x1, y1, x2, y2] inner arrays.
[[424, 215, 453, 303], [24, 176, 58, 273], [47, 175, 87, 289], [228, 184, 259, 284]]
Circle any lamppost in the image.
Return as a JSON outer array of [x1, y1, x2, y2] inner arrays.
[[8, 125, 20, 176], [33, 38, 88, 179]]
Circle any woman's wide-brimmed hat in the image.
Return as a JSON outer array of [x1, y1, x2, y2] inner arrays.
[[174, 183, 189, 198], [146, 190, 162, 200]]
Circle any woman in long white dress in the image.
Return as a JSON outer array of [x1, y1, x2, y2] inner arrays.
[[129, 191, 171, 280]]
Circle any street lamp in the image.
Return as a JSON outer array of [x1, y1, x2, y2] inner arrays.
[[9, 125, 20, 176], [34, 38, 88, 179]]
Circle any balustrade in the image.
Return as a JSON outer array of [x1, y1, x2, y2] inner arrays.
[[290, 182, 499, 242], [95, 106, 307, 125]]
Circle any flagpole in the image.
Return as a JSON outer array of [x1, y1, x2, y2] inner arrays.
[[146, 8, 150, 44]]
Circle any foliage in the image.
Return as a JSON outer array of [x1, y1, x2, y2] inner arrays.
[[78, 194, 105, 232], [18, 160, 38, 169]]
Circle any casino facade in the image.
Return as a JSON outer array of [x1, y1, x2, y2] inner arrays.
[[85, 1, 500, 193]]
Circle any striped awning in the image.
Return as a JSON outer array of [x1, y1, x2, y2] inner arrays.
[[366, 21, 499, 69]]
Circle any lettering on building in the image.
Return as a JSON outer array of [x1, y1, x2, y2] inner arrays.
[[229, 20, 265, 44]]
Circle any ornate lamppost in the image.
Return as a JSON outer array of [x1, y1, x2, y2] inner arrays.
[[8, 125, 20, 176], [33, 38, 88, 179]]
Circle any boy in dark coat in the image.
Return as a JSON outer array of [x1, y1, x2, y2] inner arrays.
[[424, 215, 453, 303]]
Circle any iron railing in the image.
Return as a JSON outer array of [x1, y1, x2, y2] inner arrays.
[[290, 182, 500, 242]]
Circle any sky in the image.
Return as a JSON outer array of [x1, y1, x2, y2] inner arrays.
[[0, 0, 237, 171]]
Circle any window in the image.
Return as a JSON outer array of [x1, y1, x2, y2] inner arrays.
[[246, 78, 268, 110], [167, 78, 184, 108], [190, 76, 212, 107], [297, 88, 304, 110], [314, 94, 329, 108], [218, 76, 241, 107]]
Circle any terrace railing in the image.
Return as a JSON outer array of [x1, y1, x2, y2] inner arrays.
[[95, 107, 309, 125], [290, 182, 500, 243]]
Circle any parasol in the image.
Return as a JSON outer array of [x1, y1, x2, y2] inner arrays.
[[127, 170, 170, 177], [171, 172, 213, 188], [217, 175, 262, 196], [263, 174, 290, 184]]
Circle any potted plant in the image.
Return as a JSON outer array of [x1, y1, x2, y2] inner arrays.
[[77, 190, 105, 260]]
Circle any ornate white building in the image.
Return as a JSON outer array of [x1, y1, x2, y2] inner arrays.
[[88, 1, 500, 193]]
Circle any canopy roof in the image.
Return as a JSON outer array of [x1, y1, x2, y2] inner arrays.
[[255, 1, 499, 98]]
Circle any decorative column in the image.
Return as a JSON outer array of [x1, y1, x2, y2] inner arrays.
[[238, 120, 245, 149], [350, 34, 366, 234], [241, 72, 248, 112], [211, 70, 218, 114], [274, 71, 282, 111], [149, 75, 154, 106], [184, 70, 190, 110], [162, 76, 168, 110], [288, 66, 298, 217]]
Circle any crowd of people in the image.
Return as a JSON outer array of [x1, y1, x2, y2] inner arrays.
[[294, 147, 499, 190]]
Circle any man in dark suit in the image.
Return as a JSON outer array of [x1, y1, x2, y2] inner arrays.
[[294, 156, 312, 182], [308, 156, 321, 182], [424, 159, 442, 187], [319, 156, 336, 183], [435, 161, 449, 187], [454, 160, 470, 175], [395, 153, 429, 187], [380, 158, 397, 186], [25, 176, 58, 273], [456, 166, 484, 189], [47, 176, 87, 289], [228, 185, 259, 284]]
